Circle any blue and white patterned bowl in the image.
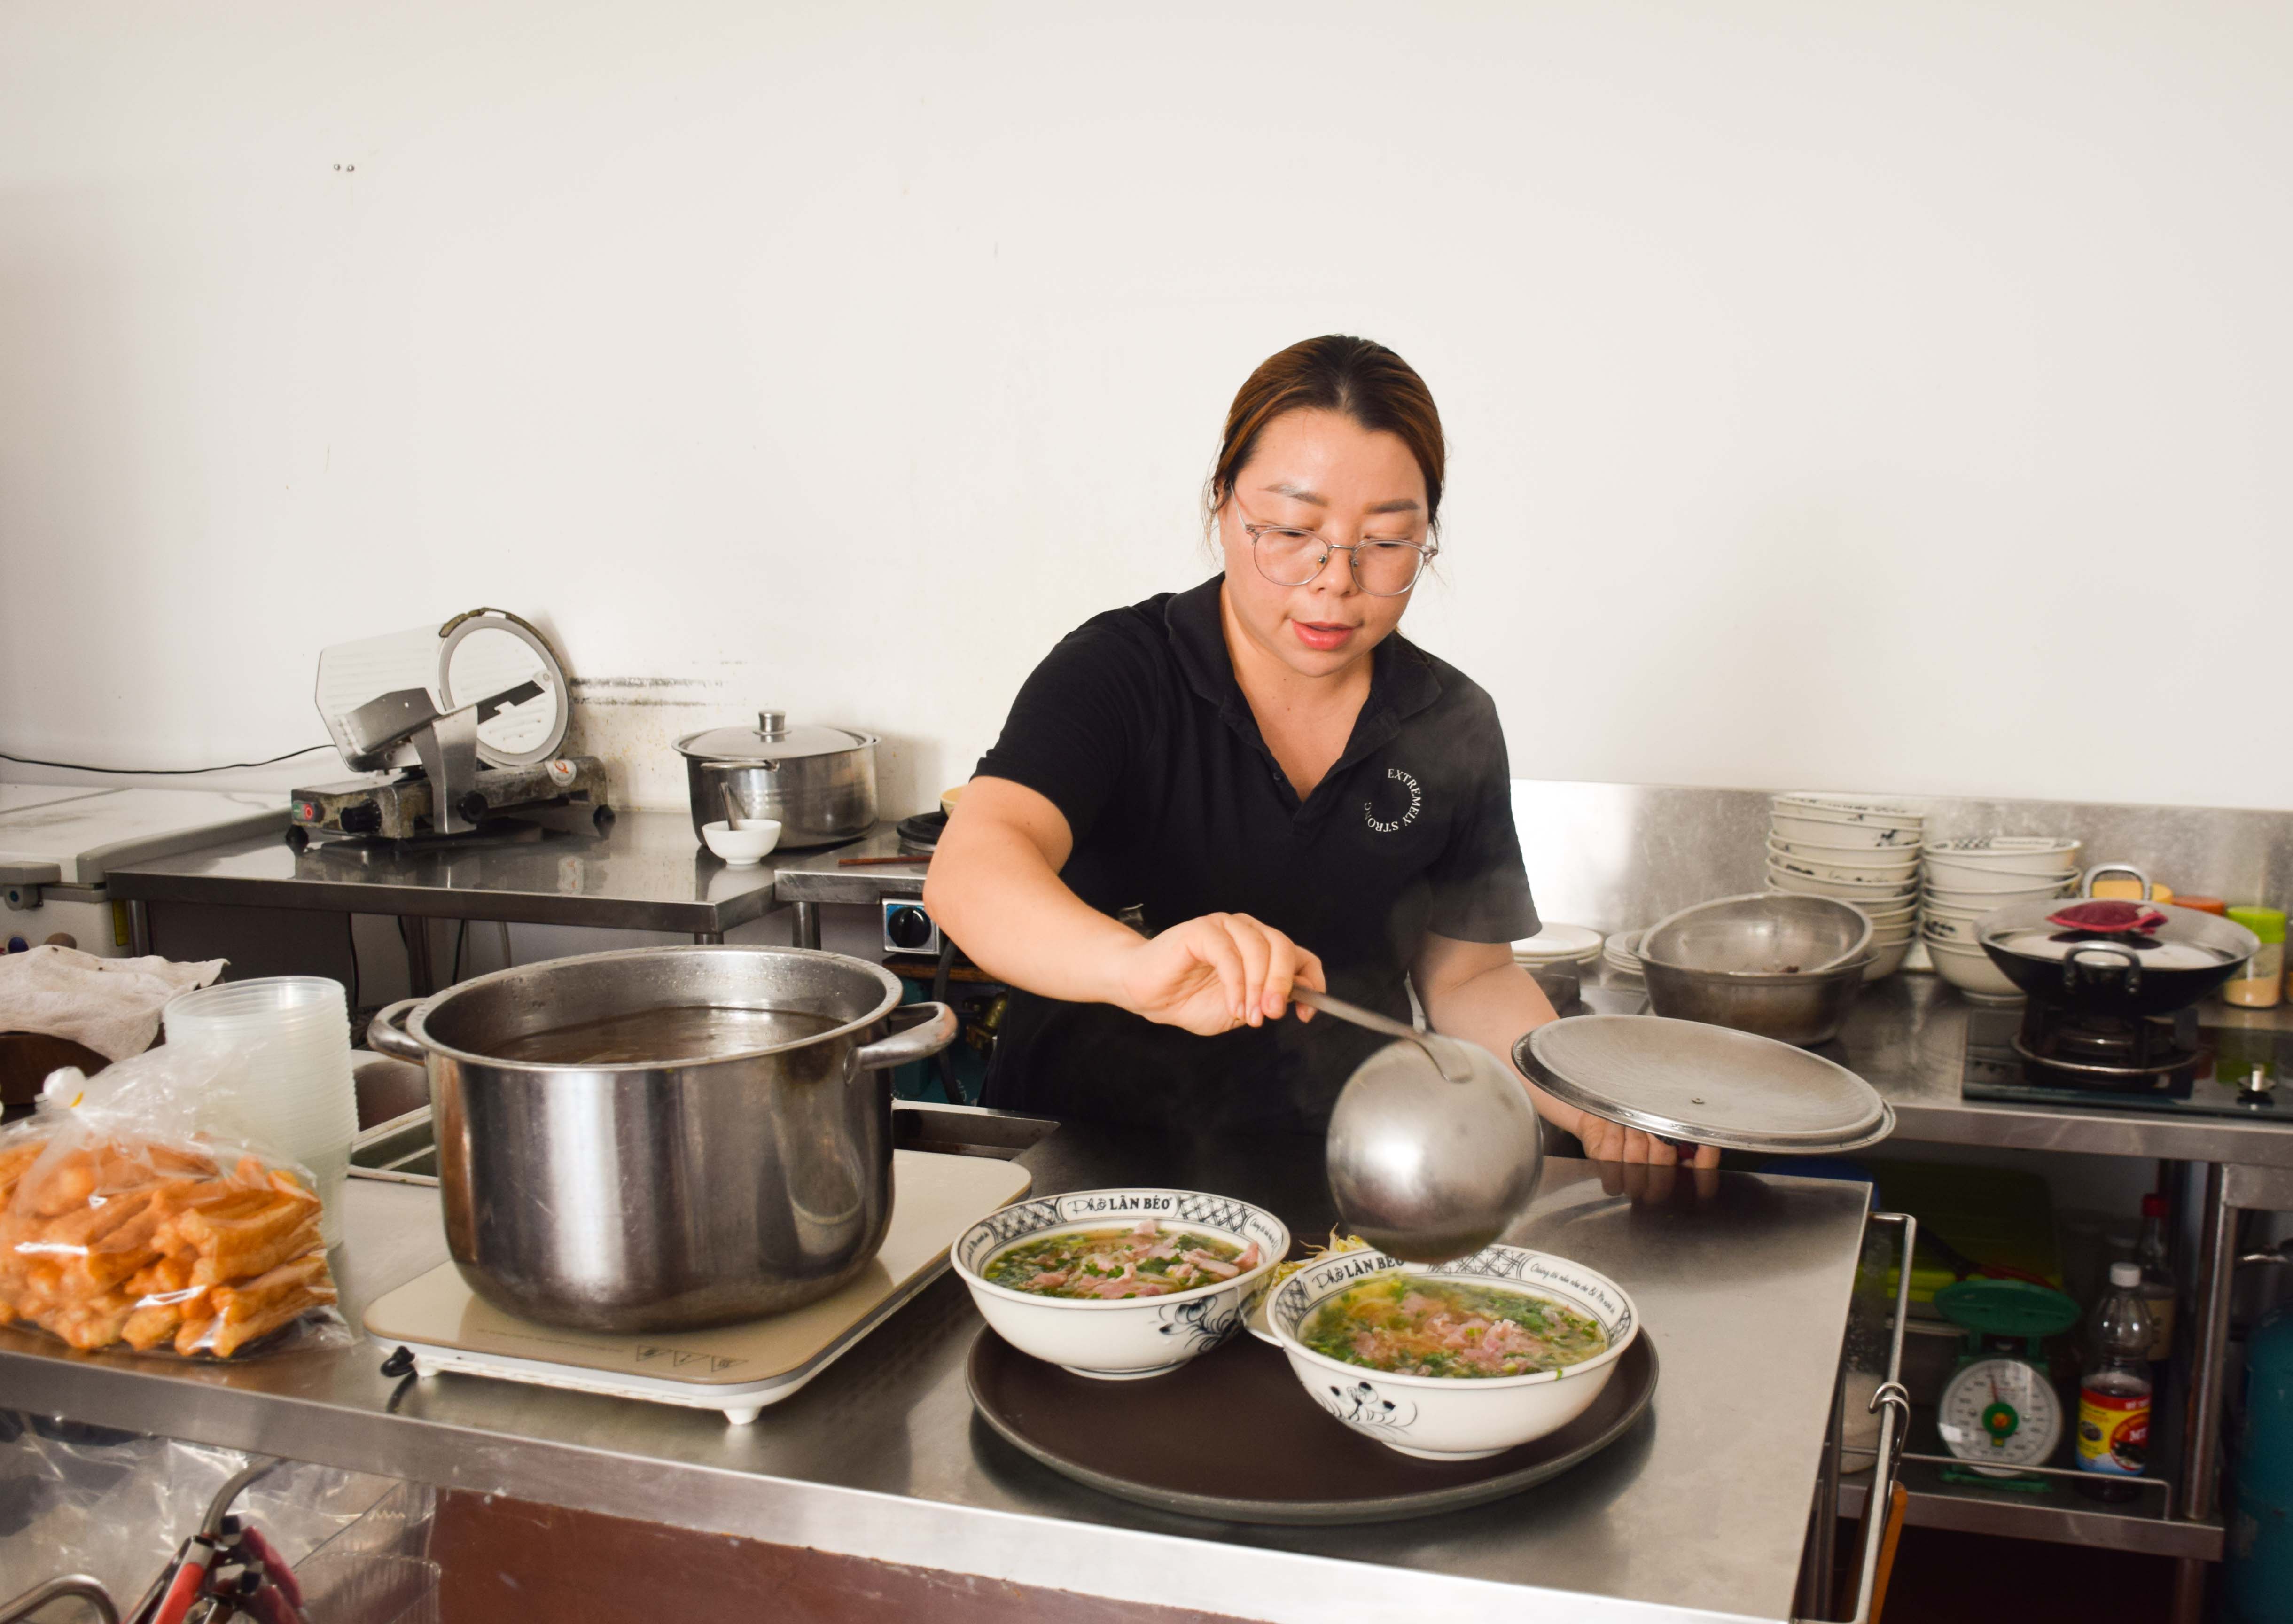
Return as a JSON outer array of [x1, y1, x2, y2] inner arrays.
[[1266, 1243, 1638, 1460], [952, 1188, 1290, 1381]]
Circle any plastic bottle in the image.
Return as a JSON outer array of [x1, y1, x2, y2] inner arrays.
[[2076, 1261, 2155, 1501], [2135, 1194, 2177, 1367], [2225, 907, 2285, 1008]]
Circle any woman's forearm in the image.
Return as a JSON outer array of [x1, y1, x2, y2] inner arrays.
[[923, 810, 1141, 1005], [1416, 957, 1578, 1133], [925, 779, 1325, 1035]]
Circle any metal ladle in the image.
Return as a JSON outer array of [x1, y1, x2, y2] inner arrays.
[[1295, 988, 1544, 1265]]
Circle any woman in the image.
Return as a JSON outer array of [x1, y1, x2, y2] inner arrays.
[[927, 336, 1712, 1166]]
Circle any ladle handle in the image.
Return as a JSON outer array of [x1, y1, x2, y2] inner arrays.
[[1292, 986, 1419, 1043], [1292, 988, 1474, 1084]]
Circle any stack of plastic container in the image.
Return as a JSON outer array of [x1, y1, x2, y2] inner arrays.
[[163, 976, 359, 1246]]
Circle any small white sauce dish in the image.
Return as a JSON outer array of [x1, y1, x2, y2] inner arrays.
[[701, 818, 781, 866], [952, 1188, 1289, 1380], [1264, 1243, 1639, 1461]]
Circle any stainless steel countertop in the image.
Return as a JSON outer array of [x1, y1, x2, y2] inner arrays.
[[1830, 973, 2293, 1168], [101, 808, 786, 934], [0, 1128, 1870, 1624], [769, 821, 928, 905]]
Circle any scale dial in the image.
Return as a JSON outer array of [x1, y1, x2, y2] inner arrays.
[[1937, 1356, 2062, 1472]]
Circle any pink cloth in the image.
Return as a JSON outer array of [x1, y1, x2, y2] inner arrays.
[[2047, 901, 2168, 936]]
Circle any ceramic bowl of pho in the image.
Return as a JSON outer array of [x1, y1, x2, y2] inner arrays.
[[952, 1188, 1289, 1380], [1264, 1243, 1638, 1461]]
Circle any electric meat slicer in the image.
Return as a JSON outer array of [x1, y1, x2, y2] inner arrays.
[[289, 609, 610, 845]]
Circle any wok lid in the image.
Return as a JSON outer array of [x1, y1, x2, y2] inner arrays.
[[1975, 864, 2258, 970], [1517, 1015, 1894, 1154]]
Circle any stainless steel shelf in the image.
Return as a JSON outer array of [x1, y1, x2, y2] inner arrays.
[[103, 808, 787, 936], [1806, 972, 2293, 1168], [0, 1135, 1876, 1624], [770, 822, 927, 905], [1837, 1468, 2222, 1561]]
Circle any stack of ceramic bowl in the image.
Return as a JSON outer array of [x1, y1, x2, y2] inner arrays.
[[163, 976, 359, 1245], [1764, 795, 1925, 981], [1919, 837, 2082, 1004], [1602, 927, 1647, 985]]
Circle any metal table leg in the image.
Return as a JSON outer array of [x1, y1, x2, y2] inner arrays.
[[1804, 1211, 1914, 1624], [1800, 1370, 1846, 1617], [793, 900, 821, 950], [403, 918, 435, 997], [2173, 1160, 2240, 1622], [693, 930, 723, 945]]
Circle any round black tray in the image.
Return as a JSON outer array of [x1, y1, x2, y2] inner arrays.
[[967, 1325, 1657, 1526]]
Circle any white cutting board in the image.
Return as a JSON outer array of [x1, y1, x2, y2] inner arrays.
[[0, 788, 289, 883], [364, 1149, 1034, 1423]]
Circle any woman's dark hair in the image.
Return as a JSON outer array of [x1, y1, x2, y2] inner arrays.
[[1206, 335, 1446, 531]]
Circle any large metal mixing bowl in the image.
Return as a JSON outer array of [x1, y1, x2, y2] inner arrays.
[[1637, 956, 1871, 1047], [1639, 892, 1872, 976], [368, 945, 954, 1332]]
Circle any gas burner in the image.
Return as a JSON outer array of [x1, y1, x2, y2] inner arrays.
[[1961, 1004, 2287, 1119], [896, 811, 946, 857], [2011, 1000, 2198, 1090]]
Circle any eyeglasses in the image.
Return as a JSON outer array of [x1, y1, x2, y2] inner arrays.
[[1240, 519, 1437, 598]]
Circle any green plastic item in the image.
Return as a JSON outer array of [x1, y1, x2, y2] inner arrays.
[[1932, 1279, 2081, 1492], [1933, 1278, 2082, 1343], [1858, 1158, 2064, 1306], [2228, 906, 2286, 945]]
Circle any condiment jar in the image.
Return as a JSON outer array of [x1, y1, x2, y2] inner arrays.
[[2095, 877, 2176, 905], [2223, 906, 2285, 1008]]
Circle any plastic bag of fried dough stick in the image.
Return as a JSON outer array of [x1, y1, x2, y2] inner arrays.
[[0, 1038, 346, 1359]]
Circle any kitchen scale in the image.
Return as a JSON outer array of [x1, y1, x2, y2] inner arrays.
[[364, 1149, 1030, 1423], [289, 608, 610, 845], [1931, 1277, 2081, 1486]]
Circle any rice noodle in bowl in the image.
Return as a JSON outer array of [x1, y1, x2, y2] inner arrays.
[[953, 1188, 1288, 1380], [1265, 1243, 1638, 1460]]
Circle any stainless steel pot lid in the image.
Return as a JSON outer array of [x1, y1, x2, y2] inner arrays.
[[674, 710, 880, 763], [1515, 1015, 1895, 1154]]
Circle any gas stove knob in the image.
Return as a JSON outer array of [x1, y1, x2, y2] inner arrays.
[[885, 905, 936, 953]]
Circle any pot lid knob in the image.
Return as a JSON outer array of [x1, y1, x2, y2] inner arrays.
[[757, 710, 787, 737]]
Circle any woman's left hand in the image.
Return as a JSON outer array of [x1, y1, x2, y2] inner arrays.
[[1570, 1113, 1722, 1168]]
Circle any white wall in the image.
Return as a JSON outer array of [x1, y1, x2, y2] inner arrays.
[[3, 0, 2289, 813]]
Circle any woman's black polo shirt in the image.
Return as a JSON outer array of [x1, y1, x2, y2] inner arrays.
[[972, 575, 1538, 1134]]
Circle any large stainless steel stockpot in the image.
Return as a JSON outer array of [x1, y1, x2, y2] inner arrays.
[[674, 710, 878, 849], [367, 945, 954, 1333]]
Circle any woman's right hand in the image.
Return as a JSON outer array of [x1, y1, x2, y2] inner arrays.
[[1112, 913, 1326, 1035]]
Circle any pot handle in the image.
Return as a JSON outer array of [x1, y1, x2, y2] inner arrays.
[[367, 998, 429, 1063], [855, 1002, 958, 1070], [2064, 942, 2143, 994], [2080, 863, 2152, 900]]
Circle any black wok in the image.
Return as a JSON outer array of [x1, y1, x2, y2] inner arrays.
[[1976, 868, 2258, 1019]]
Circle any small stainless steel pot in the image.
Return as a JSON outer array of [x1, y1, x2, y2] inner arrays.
[[675, 710, 878, 850], [367, 944, 953, 1333]]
